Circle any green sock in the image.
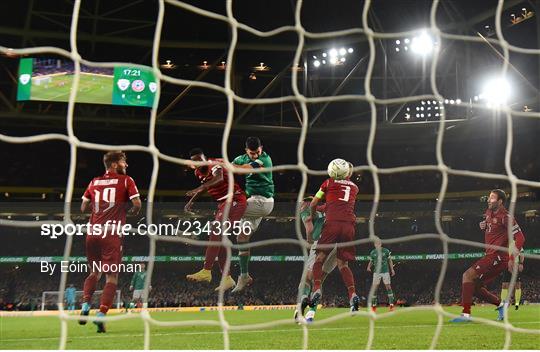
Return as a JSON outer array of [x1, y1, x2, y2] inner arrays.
[[302, 283, 312, 297], [387, 290, 394, 305], [239, 251, 250, 275], [371, 296, 377, 307], [310, 305, 318, 312]]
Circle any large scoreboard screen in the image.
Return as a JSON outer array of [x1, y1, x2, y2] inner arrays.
[[17, 58, 157, 107]]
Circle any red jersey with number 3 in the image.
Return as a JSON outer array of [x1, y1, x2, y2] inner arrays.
[[82, 171, 140, 227], [195, 158, 246, 202], [317, 178, 358, 222]]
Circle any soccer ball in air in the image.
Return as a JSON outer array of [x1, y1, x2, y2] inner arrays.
[[327, 158, 350, 180]]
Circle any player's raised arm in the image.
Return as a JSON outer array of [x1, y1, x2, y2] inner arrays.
[[186, 165, 224, 197], [310, 180, 327, 219]]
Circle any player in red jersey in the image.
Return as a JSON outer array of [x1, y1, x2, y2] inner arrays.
[[79, 151, 141, 333], [451, 189, 525, 322], [308, 159, 361, 314], [184, 148, 247, 291]]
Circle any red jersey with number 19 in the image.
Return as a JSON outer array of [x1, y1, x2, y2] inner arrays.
[[316, 178, 358, 222], [82, 171, 140, 228]]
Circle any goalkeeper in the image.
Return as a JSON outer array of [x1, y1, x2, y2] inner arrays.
[[231, 137, 275, 293], [65, 284, 76, 311]]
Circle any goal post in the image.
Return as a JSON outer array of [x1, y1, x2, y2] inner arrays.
[[41, 289, 122, 311]]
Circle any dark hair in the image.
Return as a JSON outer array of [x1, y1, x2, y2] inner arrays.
[[491, 189, 507, 203], [245, 137, 262, 151], [189, 148, 204, 157], [103, 151, 126, 168]]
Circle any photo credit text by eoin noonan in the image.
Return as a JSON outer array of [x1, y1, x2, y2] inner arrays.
[[40, 220, 252, 239]]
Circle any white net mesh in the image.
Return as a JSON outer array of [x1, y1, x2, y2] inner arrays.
[[0, 0, 539, 349]]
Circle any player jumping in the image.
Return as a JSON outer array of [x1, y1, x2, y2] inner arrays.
[[451, 189, 525, 322], [79, 151, 141, 333], [185, 148, 247, 291], [309, 159, 360, 313], [366, 237, 396, 312], [294, 196, 337, 323], [230, 137, 275, 293]]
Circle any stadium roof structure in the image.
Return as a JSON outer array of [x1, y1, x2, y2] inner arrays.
[[0, 0, 538, 145]]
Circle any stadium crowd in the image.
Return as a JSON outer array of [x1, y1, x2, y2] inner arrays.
[[1, 260, 538, 311]]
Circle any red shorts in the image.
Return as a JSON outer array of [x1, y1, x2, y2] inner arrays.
[[86, 235, 123, 273], [215, 197, 247, 222], [213, 198, 247, 236], [471, 252, 509, 285], [317, 221, 356, 261]]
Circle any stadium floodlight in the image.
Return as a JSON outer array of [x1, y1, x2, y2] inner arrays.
[[395, 40, 400, 45], [339, 48, 347, 55], [347, 48, 354, 53], [456, 99, 462, 104], [449, 99, 455, 105], [329, 56, 338, 65], [313, 60, 321, 68], [329, 48, 338, 57], [322, 52, 327, 57], [410, 31, 435, 56], [480, 77, 511, 106], [395, 47, 400, 52], [340, 57, 346, 62]]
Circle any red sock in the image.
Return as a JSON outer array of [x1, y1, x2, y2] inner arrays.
[[312, 261, 323, 292], [217, 247, 229, 275], [462, 282, 474, 314], [83, 274, 98, 303], [476, 286, 501, 306], [203, 233, 222, 271], [339, 266, 356, 300], [99, 282, 117, 314]]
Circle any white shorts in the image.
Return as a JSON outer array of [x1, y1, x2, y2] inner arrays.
[[132, 289, 144, 300], [373, 272, 391, 285], [306, 242, 337, 273], [242, 195, 274, 232]]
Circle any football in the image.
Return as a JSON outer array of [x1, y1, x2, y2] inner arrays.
[[327, 158, 350, 180]]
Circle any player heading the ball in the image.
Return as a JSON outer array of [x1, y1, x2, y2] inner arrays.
[[79, 151, 141, 333], [308, 159, 361, 316]]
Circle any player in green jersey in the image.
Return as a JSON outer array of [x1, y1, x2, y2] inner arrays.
[[367, 237, 396, 311], [129, 263, 150, 308], [231, 137, 275, 293], [294, 196, 337, 323]]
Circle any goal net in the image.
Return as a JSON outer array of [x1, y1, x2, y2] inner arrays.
[[41, 290, 122, 311], [0, 0, 539, 350]]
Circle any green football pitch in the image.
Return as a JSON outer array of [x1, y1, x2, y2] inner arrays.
[[1, 306, 539, 349], [30, 74, 113, 104]]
